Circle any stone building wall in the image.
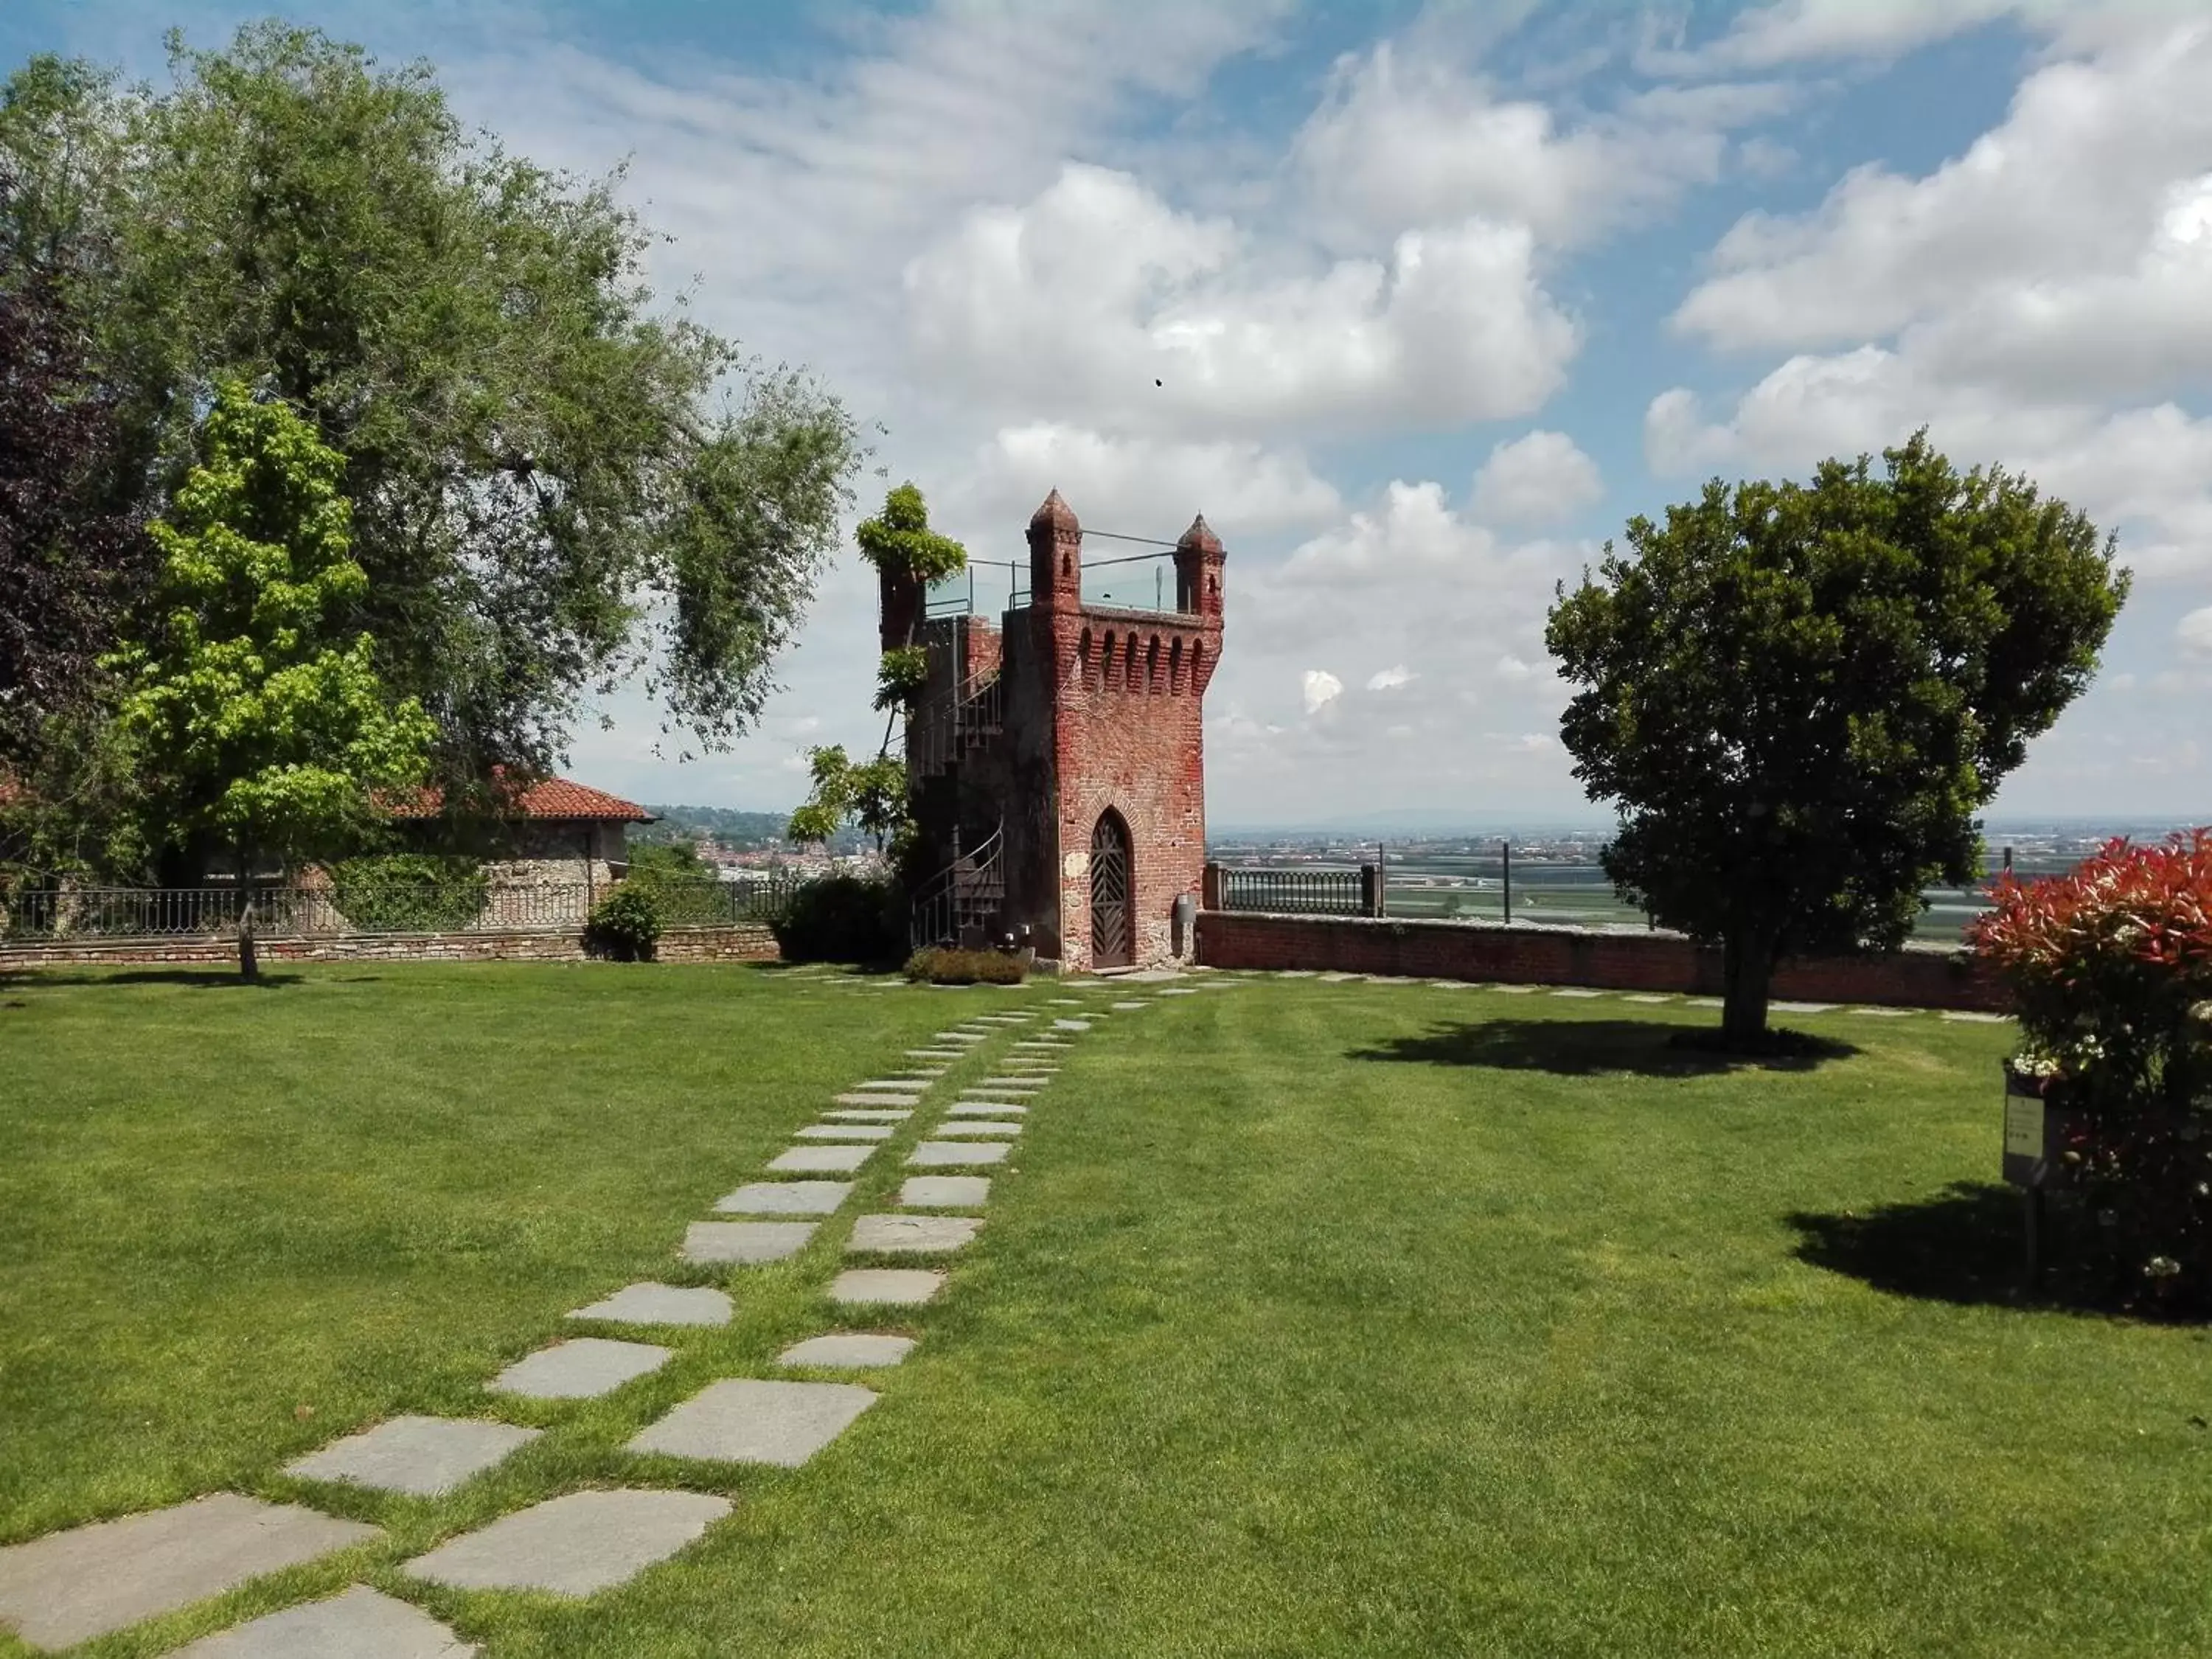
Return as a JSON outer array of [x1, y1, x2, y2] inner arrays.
[[0, 922, 776, 971]]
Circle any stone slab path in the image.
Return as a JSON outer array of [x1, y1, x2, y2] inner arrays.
[[900, 1175, 989, 1208], [0, 1494, 380, 1650], [777, 1334, 915, 1369], [830, 1268, 946, 1305], [935, 1121, 1023, 1138], [768, 1144, 873, 1174], [847, 1214, 982, 1253], [285, 1416, 540, 1498], [168, 1585, 474, 1659], [1942, 1010, 2008, 1023], [1551, 987, 1606, 998], [568, 1283, 731, 1327], [489, 1338, 671, 1400], [795, 1123, 895, 1141], [833, 1093, 920, 1107], [906, 1048, 964, 1060], [1620, 993, 1673, 1004], [826, 1108, 913, 1122], [909, 1140, 1010, 1166], [947, 1101, 1027, 1116], [403, 1489, 731, 1597], [628, 1380, 876, 1467], [716, 1180, 852, 1215], [1849, 1006, 1916, 1017], [683, 1220, 817, 1264]]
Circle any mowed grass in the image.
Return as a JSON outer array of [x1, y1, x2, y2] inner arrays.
[[4, 966, 2210, 1657]]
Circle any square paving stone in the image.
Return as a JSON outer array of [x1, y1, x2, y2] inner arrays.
[[933, 1031, 987, 1043], [0, 1494, 380, 1651], [1048, 998, 1083, 1004], [1941, 1009, 2008, 1023], [682, 1221, 817, 1264], [168, 1585, 474, 1659], [1492, 984, 1537, 993], [796, 1123, 894, 1141], [1551, 987, 1607, 998], [830, 1267, 946, 1305], [1052, 1018, 1093, 1031], [777, 1333, 916, 1369], [834, 1092, 920, 1107], [715, 1181, 852, 1215], [568, 1284, 732, 1327], [905, 1048, 963, 1059], [628, 1379, 877, 1467], [851, 1079, 930, 1091], [900, 1175, 990, 1207], [1620, 993, 1674, 1003], [848, 1214, 982, 1253], [403, 1489, 730, 1597], [1849, 1006, 1916, 1016], [1111, 1000, 1150, 1010], [949, 1100, 1027, 1116], [909, 1139, 1009, 1166], [285, 1416, 541, 1498], [826, 1108, 912, 1122], [1770, 1001, 1840, 1014], [768, 1144, 873, 1174], [1685, 996, 1725, 1008], [935, 1121, 1022, 1138], [489, 1338, 671, 1400]]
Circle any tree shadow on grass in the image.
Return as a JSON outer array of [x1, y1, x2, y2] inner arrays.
[[1349, 1018, 1859, 1077], [1787, 1181, 2157, 1317], [0, 967, 304, 990]]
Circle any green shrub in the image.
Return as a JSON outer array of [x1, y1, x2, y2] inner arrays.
[[585, 883, 661, 961], [904, 946, 1025, 985], [329, 855, 488, 932], [771, 872, 902, 964]]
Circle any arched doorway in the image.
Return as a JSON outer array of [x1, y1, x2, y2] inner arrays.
[[1090, 810, 1133, 968]]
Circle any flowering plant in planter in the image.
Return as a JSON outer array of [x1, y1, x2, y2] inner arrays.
[[1969, 828, 2212, 1307]]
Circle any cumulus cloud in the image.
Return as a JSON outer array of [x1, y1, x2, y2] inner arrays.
[[1302, 669, 1346, 714], [1471, 429, 1604, 525], [904, 163, 1581, 437], [1366, 664, 1415, 691], [1642, 0, 2034, 74], [2180, 607, 2212, 655]]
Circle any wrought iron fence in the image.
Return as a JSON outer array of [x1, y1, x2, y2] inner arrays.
[[0, 877, 796, 942], [1217, 868, 1364, 915]]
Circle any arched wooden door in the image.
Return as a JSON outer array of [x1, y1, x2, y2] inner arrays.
[[1090, 811, 1133, 968]]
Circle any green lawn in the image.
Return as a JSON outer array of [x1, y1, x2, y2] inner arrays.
[[4, 964, 2208, 1657]]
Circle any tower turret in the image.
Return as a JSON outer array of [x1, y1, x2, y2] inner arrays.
[[1173, 513, 1225, 619], [1028, 489, 1083, 610]]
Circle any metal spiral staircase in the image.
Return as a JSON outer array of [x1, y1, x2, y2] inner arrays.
[[905, 675, 1008, 950]]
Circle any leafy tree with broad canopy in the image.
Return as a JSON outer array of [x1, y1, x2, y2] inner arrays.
[[1544, 431, 2129, 1049], [108, 383, 436, 978], [0, 24, 860, 796]]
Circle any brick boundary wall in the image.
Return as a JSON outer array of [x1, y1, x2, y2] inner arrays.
[[1194, 911, 2007, 1012], [0, 923, 779, 971]]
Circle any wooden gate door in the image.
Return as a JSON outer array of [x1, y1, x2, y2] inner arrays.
[[1090, 812, 1132, 968]]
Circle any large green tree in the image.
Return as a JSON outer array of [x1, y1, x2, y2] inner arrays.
[[108, 383, 436, 978], [1, 24, 860, 790], [1545, 431, 2129, 1049]]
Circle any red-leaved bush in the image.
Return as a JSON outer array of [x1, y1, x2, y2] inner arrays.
[[1968, 827, 2212, 1307]]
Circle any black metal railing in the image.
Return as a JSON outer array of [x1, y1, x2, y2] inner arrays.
[[0, 877, 796, 942], [903, 676, 1004, 780], [910, 823, 1005, 951], [1217, 868, 1364, 915]]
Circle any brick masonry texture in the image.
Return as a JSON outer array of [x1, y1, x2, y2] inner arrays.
[[1194, 911, 2007, 1012], [0, 923, 777, 971]]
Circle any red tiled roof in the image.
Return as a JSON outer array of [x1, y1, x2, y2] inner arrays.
[[386, 770, 653, 824]]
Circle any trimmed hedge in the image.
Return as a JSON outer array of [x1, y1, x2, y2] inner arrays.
[[328, 855, 488, 932], [905, 946, 1025, 985], [773, 872, 902, 965]]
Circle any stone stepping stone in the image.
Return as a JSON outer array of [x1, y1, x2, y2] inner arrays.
[[1111, 1000, 1150, 1010], [768, 1144, 873, 1174], [1012, 1040, 1069, 1049], [849, 1214, 981, 1253], [935, 1121, 1022, 1138], [933, 1031, 987, 1043], [1685, 997, 1725, 1008], [1848, 1006, 1916, 1016], [1941, 1009, 2008, 1022], [1158, 987, 1200, 995], [900, 1175, 990, 1208], [834, 1092, 920, 1107], [0, 1494, 380, 1651], [796, 1123, 894, 1141], [489, 1338, 670, 1400], [909, 1139, 1009, 1166], [568, 1283, 732, 1327], [1276, 969, 1319, 977], [851, 1079, 931, 1091], [1317, 972, 1357, 982], [1048, 998, 1084, 1005], [973, 1079, 1043, 1091], [285, 1415, 540, 1498], [1492, 984, 1537, 993], [1551, 987, 1607, 998], [1770, 1001, 1840, 1014], [628, 1379, 875, 1467], [403, 1489, 730, 1597], [168, 1585, 473, 1658], [905, 1048, 964, 1060], [827, 1107, 913, 1122], [778, 1333, 916, 1369], [683, 1220, 816, 1263], [1052, 1018, 1093, 1031], [1620, 993, 1674, 1004], [830, 1267, 946, 1305], [716, 1180, 851, 1215], [949, 1100, 1027, 1116]]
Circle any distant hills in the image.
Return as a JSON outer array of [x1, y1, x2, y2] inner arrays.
[[638, 804, 864, 855]]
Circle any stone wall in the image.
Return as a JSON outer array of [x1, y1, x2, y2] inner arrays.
[[1194, 910, 2006, 1012], [0, 923, 778, 972]]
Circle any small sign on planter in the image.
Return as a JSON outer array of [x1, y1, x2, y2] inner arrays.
[[2002, 1062, 2067, 1188]]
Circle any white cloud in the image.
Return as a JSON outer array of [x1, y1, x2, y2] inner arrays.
[[1495, 654, 1535, 680], [1472, 429, 1604, 525], [2180, 607, 2212, 655], [1641, 0, 2135, 77], [1293, 43, 1794, 249], [1366, 664, 1415, 691], [903, 163, 1581, 437], [1301, 669, 1346, 714]]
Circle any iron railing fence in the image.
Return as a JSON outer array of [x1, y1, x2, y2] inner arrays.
[[0, 877, 797, 942], [1217, 867, 1365, 916]]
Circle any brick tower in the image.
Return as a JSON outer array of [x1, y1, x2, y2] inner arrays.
[[899, 491, 1224, 970]]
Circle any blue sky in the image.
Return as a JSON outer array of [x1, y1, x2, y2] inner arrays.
[[8, 1, 2210, 827]]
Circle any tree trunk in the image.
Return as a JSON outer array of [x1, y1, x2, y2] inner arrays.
[[237, 844, 260, 983], [1720, 925, 1773, 1048]]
